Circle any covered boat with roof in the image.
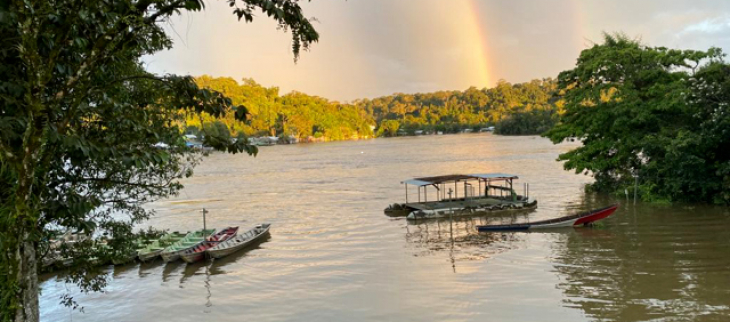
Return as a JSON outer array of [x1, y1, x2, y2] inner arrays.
[[384, 173, 537, 219]]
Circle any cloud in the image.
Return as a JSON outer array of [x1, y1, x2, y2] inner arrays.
[[145, 0, 730, 101], [682, 17, 730, 35]]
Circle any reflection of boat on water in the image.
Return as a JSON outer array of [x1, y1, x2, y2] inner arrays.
[[405, 215, 529, 261], [477, 204, 619, 231], [551, 203, 730, 320], [138, 258, 165, 278], [209, 234, 271, 275], [180, 260, 208, 285], [384, 173, 537, 219], [112, 262, 138, 277], [161, 260, 184, 283]]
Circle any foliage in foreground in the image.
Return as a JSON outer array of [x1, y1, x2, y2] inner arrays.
[[544, 33, 730, 204], [0, 0, 317, 321]]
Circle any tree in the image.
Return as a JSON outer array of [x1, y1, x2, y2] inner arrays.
[[0, 0, 318, 321], [544, 33, 727, 203], [494, 108, 556, 135], [377, 120, 401, 137]]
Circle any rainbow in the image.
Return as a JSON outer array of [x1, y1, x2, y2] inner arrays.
[[465, 0, 493, 88], [461, 0, 584, 89]]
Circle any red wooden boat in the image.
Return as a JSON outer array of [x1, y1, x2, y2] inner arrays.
[[179, 226, 238, 263], [477, 204, 619, 231]]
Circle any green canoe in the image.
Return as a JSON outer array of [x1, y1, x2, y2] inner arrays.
[[159, 229, 215, 262], [137, 231, 189, 262]]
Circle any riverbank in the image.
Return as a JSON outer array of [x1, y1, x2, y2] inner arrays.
[[247, 129, 498, 147]]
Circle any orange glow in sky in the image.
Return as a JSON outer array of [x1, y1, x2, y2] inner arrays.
[[145, 0, 730, 101]]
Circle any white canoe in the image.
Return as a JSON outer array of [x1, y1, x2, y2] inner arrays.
[[206, 224, 271, 259]]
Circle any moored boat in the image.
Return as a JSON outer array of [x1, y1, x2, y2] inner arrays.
[[180, 226, 239, 264], [41, 231, 91, 268], [477, 204, 619, 231], [137, 231, 189, 262], [160, 229, 216, 262], [206, 224, 271, 259], [385, 173, 537, 219]]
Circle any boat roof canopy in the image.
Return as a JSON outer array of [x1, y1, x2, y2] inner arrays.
[[401, 173, 519, 186], [470, 173, 519, 180]]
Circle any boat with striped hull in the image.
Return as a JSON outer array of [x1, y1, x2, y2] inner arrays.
[[160, 229, 216, 262], [180, 227, 239, 264], [477, 204, 619, 231], [206, 224, 271, 259]]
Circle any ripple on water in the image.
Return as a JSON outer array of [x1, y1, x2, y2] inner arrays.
[[40, 135, 730, 322]]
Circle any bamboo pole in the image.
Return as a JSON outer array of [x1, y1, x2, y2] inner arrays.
[[202, 208, 208, 236]]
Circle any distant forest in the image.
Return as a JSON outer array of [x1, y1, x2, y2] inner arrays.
[[188, 76, 561, 141]]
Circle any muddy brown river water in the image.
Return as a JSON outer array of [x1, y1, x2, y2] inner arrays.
[[39, 133, 730, 321]]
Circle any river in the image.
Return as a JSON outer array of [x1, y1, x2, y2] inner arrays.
[[39, 133, 730, 321]]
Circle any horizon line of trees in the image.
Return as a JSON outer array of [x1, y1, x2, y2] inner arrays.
[[190, 76, 562, 140]]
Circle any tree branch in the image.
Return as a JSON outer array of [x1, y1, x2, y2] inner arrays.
[[143, 0, 190, 24]]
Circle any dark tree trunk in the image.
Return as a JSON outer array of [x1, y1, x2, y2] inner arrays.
[[13, 122, 42, 322], [15, 233, 39, 322]]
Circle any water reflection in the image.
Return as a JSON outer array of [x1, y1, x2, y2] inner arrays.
[[137, 259, 164, 279], [180, 261, 207, 286], [161, 261, 183, 283], [208, 235, 271, 276], [39, 134, 730, 322], [204, 265, 212, 313], [405, 214, 530, 263], [551, 203, 730, 321], [112, 263, 137, 278]]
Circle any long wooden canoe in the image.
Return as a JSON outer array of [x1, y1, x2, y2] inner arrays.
[[160, 229, 216, 262], [179, 227, 239, 264], [137, 231, 189, 262], [206, 224, 271, 259], [477, 204, 619, 232]]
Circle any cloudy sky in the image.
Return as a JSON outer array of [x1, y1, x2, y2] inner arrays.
[[145, 0, 730, 101]]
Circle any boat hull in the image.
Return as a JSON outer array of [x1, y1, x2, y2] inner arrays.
[[137, 232, 188, 263], [207, 232, 268, 259], [111, 253, 136, 265], [180, 251, 206, 264], [138, 249, 163, 262], [407, 199, 538, 220], [207, 224, 271, 259], [179, 226, 239, 264], [384, 208, 411, 217], [477, 204, 619, 232], [160, 229, 216, 262], [160, 249, 185, 263], [161, 242, 202, 262], [207, 246, 241, 259]]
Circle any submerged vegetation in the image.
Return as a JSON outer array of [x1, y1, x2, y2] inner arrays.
[[545, 33, 730, 204], [191, 77, 561, 140]]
